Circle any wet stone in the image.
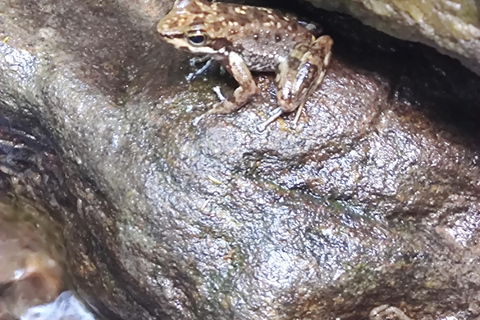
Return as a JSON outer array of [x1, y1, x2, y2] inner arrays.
[[0, 0, 479, 319]]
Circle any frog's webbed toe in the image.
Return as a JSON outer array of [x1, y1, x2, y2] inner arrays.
[[257, 107, 283, 131], [192, 100, 241, 126], [212, 86, 226, 102]]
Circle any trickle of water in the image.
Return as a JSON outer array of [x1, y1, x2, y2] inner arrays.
[[20, 291, 95, 320]]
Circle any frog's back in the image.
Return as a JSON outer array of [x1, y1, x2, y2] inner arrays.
[[207, 2, 313, 71]]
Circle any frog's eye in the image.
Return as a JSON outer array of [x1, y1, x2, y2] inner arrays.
[[185, 30, 208, 46]]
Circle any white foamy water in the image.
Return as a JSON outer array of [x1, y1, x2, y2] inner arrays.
[[20, 291, 96, 320]]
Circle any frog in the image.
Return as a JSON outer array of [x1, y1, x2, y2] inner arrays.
[[157, 0, 333, 130]]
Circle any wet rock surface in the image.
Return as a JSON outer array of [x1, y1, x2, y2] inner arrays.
[[0, 0, 479, 319]]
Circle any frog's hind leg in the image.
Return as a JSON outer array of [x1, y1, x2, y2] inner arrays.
[[273, 35, 332, 128]]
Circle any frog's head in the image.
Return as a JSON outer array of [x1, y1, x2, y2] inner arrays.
[[157, 0, 230, 55]]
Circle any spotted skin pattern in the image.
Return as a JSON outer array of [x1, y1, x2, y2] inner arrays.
[[157, 0, 333, 129]]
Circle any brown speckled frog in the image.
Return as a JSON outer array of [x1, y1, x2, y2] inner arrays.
[[157, 0, 333, 130]]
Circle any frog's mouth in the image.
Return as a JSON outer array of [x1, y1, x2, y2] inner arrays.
[[157, 30, 188, 50], [156, 24, 181, 40]]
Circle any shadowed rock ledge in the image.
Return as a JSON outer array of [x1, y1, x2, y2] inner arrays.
[[305, 0, 480, 75], [0, 0, 480, 319]]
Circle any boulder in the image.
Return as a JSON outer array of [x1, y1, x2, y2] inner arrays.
[[306, 0, 480, 74], [0, 0, 479, 319]]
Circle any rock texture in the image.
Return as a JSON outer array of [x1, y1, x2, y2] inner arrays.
[[306, 0, 480, 74], [0, 0, 480, 319]]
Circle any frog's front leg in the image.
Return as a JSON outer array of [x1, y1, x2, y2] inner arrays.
[[186, 57, 216, 82], [260, 35, 333, 129], [206, 52, 259, 115]]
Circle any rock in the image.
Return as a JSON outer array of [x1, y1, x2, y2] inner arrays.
[[0, 0, 480, 319], [305, 0, 480, 74]]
